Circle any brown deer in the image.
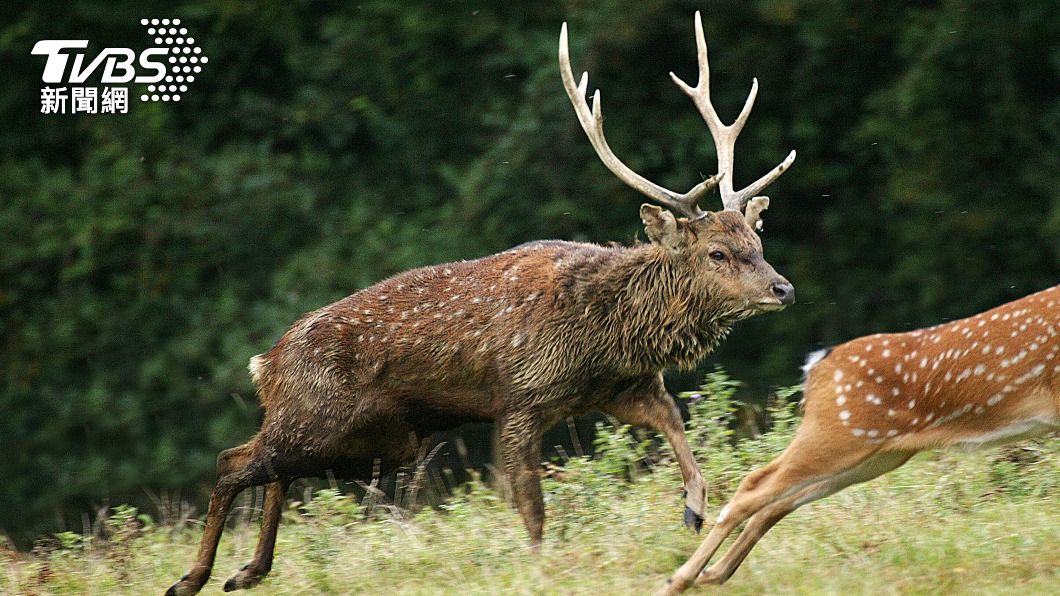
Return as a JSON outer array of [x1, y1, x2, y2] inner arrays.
[[167, 12, 796, 595], [661, 284, 1059, 593]]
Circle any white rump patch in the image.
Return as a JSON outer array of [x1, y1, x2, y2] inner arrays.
[[802, 349, 831, 374]]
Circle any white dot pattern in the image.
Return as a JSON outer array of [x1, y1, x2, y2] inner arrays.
[[804, 285, 1059, 444], [140, 18, 205, 103]]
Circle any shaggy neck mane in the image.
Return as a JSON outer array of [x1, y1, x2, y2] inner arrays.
[[569, 243, 741, 374]]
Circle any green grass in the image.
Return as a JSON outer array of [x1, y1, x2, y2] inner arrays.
[[4, 373, 1057, 595]]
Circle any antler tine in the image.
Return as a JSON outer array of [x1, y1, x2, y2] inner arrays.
[[559, 23, 714, 220], [669, 11, 796, 217]]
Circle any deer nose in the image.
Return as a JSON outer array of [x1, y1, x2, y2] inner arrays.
[[771, 281, 795, 305]]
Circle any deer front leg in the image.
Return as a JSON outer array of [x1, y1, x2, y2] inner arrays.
[[499, 410, 546, 546], [603, 374, 707, 532]]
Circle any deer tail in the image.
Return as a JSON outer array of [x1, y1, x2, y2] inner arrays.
[[248, 353, 271, 387], [798, 346, 833, 409]]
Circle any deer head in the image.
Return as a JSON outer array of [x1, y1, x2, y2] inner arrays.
[[560, 12, 796, 313]]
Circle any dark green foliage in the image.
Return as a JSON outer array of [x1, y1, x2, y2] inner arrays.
[[1, 0, 1057, 541]]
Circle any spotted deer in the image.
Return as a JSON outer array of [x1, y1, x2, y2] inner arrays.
[[662, 284, 1059, 593], [167, 13, 797, 595]]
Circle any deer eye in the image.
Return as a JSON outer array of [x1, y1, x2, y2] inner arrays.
[[708, 250, 728, 262]]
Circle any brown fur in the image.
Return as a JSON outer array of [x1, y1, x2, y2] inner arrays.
[[662, 284, 1058, 593], [167, 209, 792, 595]]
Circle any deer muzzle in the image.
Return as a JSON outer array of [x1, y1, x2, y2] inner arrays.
[[754, 278, 794, 311]]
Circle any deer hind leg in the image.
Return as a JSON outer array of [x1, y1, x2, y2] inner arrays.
[[216, 426, 416, 593], [661, 425, 900, 594], [222, 479, 291, 592], [696, 449, 913, 586], [166, 442, 271, 596]]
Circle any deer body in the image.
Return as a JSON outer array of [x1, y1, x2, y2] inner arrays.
[[663, 284, 1059, 593], [169, 218, 788, 596], [819, 292, 1059, 452], [169, 12, 798, 595], [252, 238, 752, 466]]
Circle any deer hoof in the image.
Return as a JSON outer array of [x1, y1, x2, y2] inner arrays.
[[683, 505, 704, 533], [694, 568, 725, 586], [654, 577, 689, 596], [165, 575, 204, 596], [223, 565, 267, 592]]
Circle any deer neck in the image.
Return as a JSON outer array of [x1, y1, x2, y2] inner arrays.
[[577, 244, 738, 373]]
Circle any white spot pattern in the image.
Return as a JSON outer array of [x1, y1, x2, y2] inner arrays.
[[808, 284, 1059, 446]]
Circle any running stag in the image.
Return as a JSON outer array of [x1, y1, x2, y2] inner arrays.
[[168, 12, 796, 595]]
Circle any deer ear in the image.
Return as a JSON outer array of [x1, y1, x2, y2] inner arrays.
[[640, 204, 685, 251]]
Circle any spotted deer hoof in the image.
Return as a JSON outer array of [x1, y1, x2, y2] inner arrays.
[[654, 577, 689, 596], [694, 568, 726, 586], [683, 504, 704, 533], [223, 564, 268, 592]]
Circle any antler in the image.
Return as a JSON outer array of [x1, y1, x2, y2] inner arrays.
[[559, 12, 795, 228], [669, 11, 796, 226], [559, 23, 717, 220]]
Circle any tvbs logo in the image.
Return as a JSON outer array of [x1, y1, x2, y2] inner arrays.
[[33, 40, 168, 84], [32, 18, 207, 114]]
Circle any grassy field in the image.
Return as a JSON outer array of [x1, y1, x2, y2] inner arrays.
[[4, 375, 1058, 595]]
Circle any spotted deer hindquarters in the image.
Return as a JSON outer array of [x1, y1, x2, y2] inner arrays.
[[802, 335, 934, 443], [802, 285, 1060, 449]]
